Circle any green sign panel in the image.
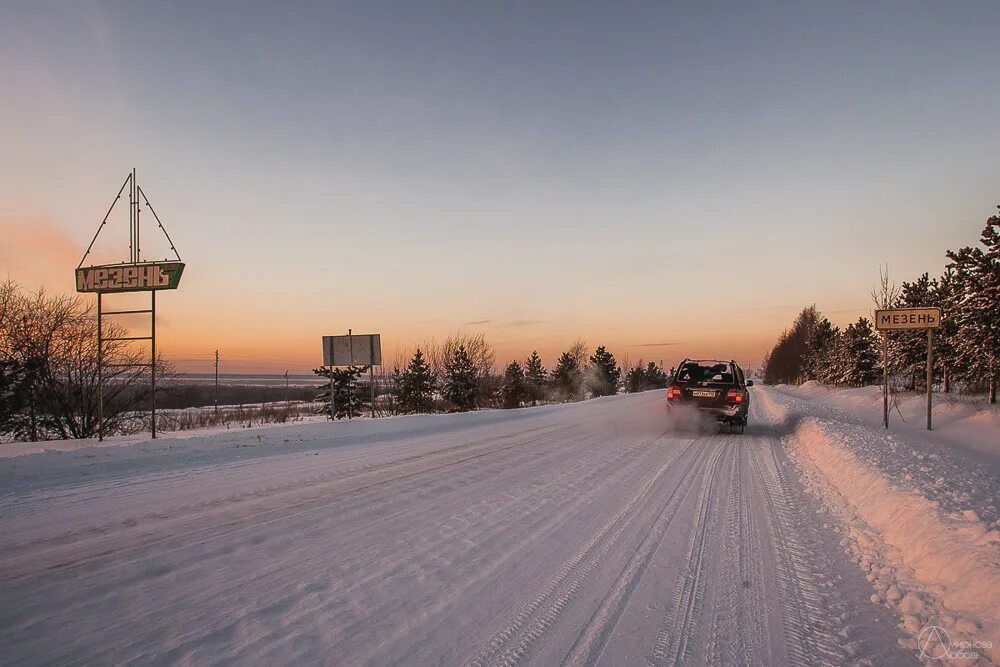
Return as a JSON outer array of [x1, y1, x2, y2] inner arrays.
[[75, 262, 185, 293]]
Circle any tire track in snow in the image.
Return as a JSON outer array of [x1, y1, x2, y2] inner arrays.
[[735, 442, 770, 665], [748, 436, 848, 666], [649, 437, 729, 666], [3, 422, 586, 586], [1, 420, 577, 557], [704, 443, 740, 666], [467, 433, 705, 667], [706, 438, 771, 666], [230, 428, 666, 662], [6, 418, 653, 664]]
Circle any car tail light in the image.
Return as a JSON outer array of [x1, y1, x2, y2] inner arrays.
[[726, 388, 743, 403], [667, 386, 682, 400]]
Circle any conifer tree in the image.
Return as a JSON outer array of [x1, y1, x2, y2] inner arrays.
[[890, 273, 938, 389], [836, 317, 881, 387], [524, 350, 547, 406], [932, 267, 961, 392], [803, 317, 840, 384], [550, 350, 583, 401], [624, 363, 646, 393], [500, 361, 526, 409], [946, 207, 1000, 402], [644, 362, 669, 388], [443, 344, 478, 411], [587, 345, 621, 397], [0, 359, 33, 434], [398, 349, 436, 413], [763, 306, 821, 385], [313, 365, 371, 419]]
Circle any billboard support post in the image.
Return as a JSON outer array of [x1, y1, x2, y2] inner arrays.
[[348, 329, 354, 420]]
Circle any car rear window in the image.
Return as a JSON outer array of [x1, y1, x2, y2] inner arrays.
[[677, 362, 733, 384]]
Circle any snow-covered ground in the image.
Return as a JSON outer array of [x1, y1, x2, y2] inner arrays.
[[761, 384, 1000, 664], [1, 387, 997, 664]]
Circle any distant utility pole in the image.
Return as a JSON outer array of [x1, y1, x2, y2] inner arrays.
[[214, 350, 220, 416], [284, 370, 289, 404]]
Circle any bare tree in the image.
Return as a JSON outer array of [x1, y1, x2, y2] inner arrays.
[[0, 281, 168, 441], [870, 264, 902, 427]]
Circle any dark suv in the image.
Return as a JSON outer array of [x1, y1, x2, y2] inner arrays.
[[666, 359, 752, 433]]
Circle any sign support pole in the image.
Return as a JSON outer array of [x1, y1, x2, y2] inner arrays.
[[882, 332, 889, 430], [927, 328, 933, 431], [347, 329, 354, 420], [151, 290, 156, 439], [370, 364, 375, 419], [97, 292, 103, 442], [330, 366, 337, 421]]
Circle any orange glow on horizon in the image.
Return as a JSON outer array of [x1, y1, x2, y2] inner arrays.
[[3, 211, 869, 375]]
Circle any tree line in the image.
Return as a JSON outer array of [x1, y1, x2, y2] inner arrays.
[[313, 334, 671, 419], [763, 206, 1000, 403]]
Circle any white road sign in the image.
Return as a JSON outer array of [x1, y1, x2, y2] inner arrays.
[[322, 333, 382, 367], [874, 307, 942, 331]]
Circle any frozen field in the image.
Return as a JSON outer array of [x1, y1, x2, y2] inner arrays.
[[1, 387, 998, 665]]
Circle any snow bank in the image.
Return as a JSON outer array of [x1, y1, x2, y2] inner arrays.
[[786, 416, 1000, 663], [773, 383, 1000, 469]]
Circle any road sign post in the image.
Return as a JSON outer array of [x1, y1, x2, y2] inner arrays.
[[874, 307, 942, 431], [927, 328, 933, 431]]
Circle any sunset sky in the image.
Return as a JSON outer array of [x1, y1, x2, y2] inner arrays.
[[2, 2, 999, 373]]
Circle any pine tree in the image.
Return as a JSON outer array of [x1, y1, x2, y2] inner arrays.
[[443, 345, 478, 411], [982, 210, 1000, 403], [313, 365, 371, 419], [550, 350, 582, 402], [932, 267, 961, 393], [524, 350, 547, 406], [587, 345, 621, 397], [624, 363, 646, 393], [644, 362, 669, 388], [890, 273, 938, 390], [803, 317, 840, 384], [0, 359, 31, 434], [947, 208, 1000, 403], [763, 306, 821, 384], [500, 361, 526, 409], [398, 349, 436, 413], [837, 317, 881, 387], [385, 365, 403, 415]]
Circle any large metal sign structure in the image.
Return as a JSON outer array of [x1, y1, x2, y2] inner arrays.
[[76, 168, 184, 440], [321, 331, 382, 419], [874, 307, 942, 431]]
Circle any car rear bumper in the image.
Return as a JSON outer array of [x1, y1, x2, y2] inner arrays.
[[697, 404, 742, 418], [667, 401, 745, 421]]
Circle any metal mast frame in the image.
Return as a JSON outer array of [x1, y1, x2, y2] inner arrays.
[[78, 168, 183, 441]]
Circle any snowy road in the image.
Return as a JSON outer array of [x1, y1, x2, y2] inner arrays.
[[0, 390, 915, 665]]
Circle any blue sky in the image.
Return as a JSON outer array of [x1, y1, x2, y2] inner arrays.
[[2, 2, 998, 371]]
